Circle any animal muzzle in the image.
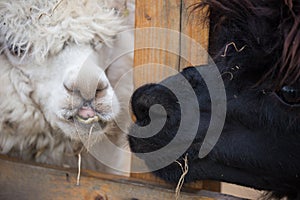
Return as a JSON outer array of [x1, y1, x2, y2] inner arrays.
[[129, 82, 181, 153], [129, 67, 203, 156], [62, 52, 116, 126], [76, 105, 100, 125]]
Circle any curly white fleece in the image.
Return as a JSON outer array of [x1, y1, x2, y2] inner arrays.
[[0, 0, 126, 63], [0, 0, 134, 175]]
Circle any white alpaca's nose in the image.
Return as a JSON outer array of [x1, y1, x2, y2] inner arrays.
[[63, 58, 109, 101]]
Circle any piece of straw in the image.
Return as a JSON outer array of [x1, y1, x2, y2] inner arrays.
[[76, 123, 95, 186], [76, 147, 84, 186], [175, 154, 189, 200], [220, 71, 234, 80], [221, 42, 247, 57], [38, 0, 65, 19], [86, 124, 95, 152]]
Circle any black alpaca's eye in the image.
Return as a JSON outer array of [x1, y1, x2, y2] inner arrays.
[[277, 84, 300, 105]]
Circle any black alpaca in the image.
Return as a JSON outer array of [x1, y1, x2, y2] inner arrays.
[[128, 0, 300, 199]]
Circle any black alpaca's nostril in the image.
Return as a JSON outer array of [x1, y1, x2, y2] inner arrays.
[[131, 84, 158, 124], [131, 83, 181, 130]]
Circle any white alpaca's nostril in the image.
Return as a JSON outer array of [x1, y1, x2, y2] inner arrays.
[[82, 101, 91, 107], [63, 82, 75, 93]]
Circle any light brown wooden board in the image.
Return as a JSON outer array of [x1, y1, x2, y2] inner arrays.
[[132, 0, 217, 192], [0, 155, 241, 200], [133, 0, 181, 87], [179, 0, 209, 69], [133, 0, 209, 87]]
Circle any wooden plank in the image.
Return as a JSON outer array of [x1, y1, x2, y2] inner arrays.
[[132, 0, 217, 192], [0, 155, 241, 200], [133, 0, 209, 87], [179, 0, 214, 191], [179, 0, 209, 70], [133, 0, 181, 87], [132, 0, 182, 185]]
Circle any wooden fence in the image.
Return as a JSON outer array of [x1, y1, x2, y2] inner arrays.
[[132, 0, 220, 192], [0, 1, 244, 199]]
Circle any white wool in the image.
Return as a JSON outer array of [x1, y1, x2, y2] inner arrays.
[[0, 0, 135, 175], [0, 0, 127, 63]]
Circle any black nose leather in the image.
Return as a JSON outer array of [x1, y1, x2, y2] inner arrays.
[[279, 85, 300, 105], [131, 84, 160, 123]]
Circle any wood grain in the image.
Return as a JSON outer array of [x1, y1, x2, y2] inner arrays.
[[132, 0, 216, 192], [0, 155, 238, 200], [133, 0, 181, 87], [179, 0, 209, 69], [133, 0, 209, 87]]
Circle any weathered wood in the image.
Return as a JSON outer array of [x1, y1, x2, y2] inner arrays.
[[133, 0, 209, 87], [133, 0, 181, 87], [132, 0, 216, 192], [0, 155, 240, 200], [179, 0, 209, 69]]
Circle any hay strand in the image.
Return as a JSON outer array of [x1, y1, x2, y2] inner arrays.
[[76, 147, 84, 186], [86, 124, 95, 152], [221, 42, 247, 57], [220, 71, 234, 80], [38, 0, 65, 19], [175, 154, 189, 200]]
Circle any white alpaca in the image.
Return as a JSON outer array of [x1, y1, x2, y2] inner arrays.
[[0, 0, 134, 175]]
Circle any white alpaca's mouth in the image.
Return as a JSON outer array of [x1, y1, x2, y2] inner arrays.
[[75, 114, 108, 130], [72, 113, 107, 129], [75, 115, 100, 124], [63, 106, 109, 130]]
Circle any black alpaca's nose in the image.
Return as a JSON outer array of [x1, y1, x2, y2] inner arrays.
[[131, 83, 174, 125], [131, 68, 201, 125], [131, 84, 155, 122]]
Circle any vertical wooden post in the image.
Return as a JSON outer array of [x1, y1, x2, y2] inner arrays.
[[132, 0, 220, 192], [133, 0, 181, 87], [133, 0, 209, 87], [132, 0, 182, 185], [180, 0, 209, 70]]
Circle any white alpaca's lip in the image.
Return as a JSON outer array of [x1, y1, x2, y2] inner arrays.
[[75, 115, 100, 124], [62, 109, 108, 129], [74, 113, 108, 129]]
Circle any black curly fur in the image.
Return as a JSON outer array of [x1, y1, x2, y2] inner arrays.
[[129, 0, 300, 199], [196, 0, 300, 90]]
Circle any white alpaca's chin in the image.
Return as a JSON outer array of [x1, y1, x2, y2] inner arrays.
[[57, 120, 107, 142]]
